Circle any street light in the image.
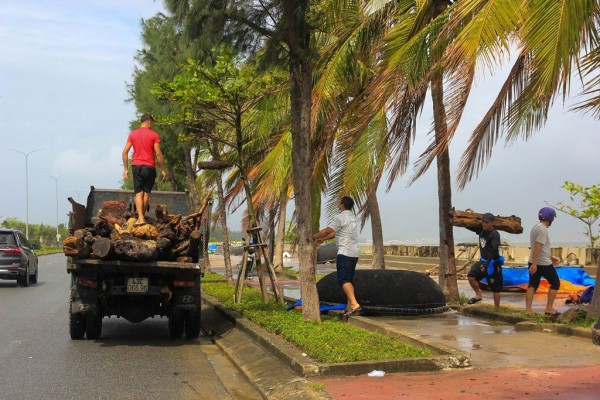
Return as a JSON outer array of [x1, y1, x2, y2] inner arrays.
[[8, 147, 45, 239], [47, 174, 64, 247]]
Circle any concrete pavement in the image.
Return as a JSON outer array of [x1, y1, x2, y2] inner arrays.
[[204, 255, 599, 400]]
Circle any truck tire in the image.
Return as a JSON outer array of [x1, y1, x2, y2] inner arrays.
[[85, 311, 103, 340], [185, 308, 201, 339], [169, 309, 185, 339], [69, 298, 86, 340], [17, 265, 30, 287]]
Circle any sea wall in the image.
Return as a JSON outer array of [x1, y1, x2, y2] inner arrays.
[[361, 244, 598, 266]]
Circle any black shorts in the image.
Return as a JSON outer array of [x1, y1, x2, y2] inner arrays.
[[528, 263, 561, 291], [132, 165, 156, 193], [467, 260, 503, 292], [336, 254, 359, 286]]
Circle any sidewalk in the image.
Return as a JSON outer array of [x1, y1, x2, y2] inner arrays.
[[205, 255, 600, 399], [313, 366, 600, 400]]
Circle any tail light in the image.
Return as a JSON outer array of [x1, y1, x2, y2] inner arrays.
[[173, 280, 195, 288], [76, 276, 98, 288], [1, 248, 22, 254]]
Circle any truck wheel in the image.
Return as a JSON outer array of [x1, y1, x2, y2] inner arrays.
[[169, 309, 185, 339], [69, 298, 86, 340], [85, 311, 103, 340], [17, 265, 30, 287], [185, 308, 201, 339]]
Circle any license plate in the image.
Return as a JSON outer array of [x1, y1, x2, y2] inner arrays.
[[127, 277, 148, 293]]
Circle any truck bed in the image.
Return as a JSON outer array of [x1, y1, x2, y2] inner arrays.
[[68, 258, 203, 274]]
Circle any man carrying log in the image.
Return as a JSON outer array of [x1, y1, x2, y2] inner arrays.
[[122, 114, 167, 226], [466, 213, 504, 310]]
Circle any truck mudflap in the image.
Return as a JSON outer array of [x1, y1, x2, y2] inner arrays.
[[171, 286, 201, 311], [70, 287, 98, 314]]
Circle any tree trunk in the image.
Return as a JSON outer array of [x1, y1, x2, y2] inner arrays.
[[211, 142, 233, 283], [91, 238, 115, 260], [115, 239, 158, 262], [63, 237, 91, 259], [273, 193, 287, 272], [183, 147, 200, 209], [285, 0, 320, 322], [368, 189, 385, 269], [431, 73, 459, 302], [587, 249, 600, 318]]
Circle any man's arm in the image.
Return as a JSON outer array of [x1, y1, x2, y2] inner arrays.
[[529, 242, 543, 275], [491, 231, 501, 259], [313, 227, 335, 245], [122, 142, 132, 181], [154, 142, 168, 182]]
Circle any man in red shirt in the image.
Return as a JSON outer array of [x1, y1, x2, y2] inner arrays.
[[122, 114, 167, 225]]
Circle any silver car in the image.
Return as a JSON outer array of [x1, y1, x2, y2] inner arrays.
[[0, 229, 39, 286]]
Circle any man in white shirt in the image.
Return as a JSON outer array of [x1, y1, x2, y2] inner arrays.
[[525, 207, 561, 316], [314, 196, 360, 315]]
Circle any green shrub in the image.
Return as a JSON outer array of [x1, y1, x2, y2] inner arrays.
[[202, 280, 430, 363]]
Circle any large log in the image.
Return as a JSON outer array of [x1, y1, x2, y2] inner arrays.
[[98, 200, 129, 226], [94, 219, 113, 238], [188, 230, 202, 262], [63, 237, 91, 259], [92, 238, 116, 259], [450, 209, 523, 234], [114, 239, 158, 262], [156, 237, 173, 260]]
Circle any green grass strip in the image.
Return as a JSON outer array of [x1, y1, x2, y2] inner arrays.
[[202, 274, 430, 363]]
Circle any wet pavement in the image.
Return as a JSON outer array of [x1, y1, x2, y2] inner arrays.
[[208, 255, 600, 400]]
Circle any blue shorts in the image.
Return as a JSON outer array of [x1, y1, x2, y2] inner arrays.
[[336, 254, 359, 286]]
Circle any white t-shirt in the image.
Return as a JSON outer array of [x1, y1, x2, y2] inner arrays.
[[328, 210, 359, 258], [529, 222, 552, 265]]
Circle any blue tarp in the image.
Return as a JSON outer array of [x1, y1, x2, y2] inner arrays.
[[483, 266, 596, 287], [286, 299, 346, 313]]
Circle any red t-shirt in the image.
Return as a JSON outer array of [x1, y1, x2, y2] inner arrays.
[[127, 127, 160, 168]]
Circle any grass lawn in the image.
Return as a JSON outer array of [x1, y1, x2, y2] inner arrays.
[[202, 273, 430, 363]]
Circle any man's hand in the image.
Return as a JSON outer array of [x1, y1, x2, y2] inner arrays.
[[551, 256, 559, 266], [161, 170, 168, 182], [123, 169, 128, 180], [314, 238, 324, 246], [529, 263, 537, 275]]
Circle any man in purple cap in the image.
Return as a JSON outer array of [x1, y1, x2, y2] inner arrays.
[[466, 213, 503, 310], [525, 207, 561, 316]]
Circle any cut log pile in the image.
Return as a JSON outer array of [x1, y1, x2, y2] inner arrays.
[[450, 209, 523, 234], [63, 201, 207, 262]]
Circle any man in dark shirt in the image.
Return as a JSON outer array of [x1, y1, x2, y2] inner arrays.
[[466, 213, 503, 310]]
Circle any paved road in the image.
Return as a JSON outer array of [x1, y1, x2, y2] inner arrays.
[[0, 254, 261, 400]]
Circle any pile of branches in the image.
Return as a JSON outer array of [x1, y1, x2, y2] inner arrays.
[[63, 201, 206, 263]]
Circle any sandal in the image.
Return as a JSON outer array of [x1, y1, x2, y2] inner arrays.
[[467, 298, 482, 304]]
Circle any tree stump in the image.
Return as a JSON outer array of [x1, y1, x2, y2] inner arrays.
[[114, 239, 158, 262]]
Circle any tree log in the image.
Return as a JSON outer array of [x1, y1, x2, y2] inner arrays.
[[188, 230, 202, 262], [63, 237, 91, 259], [114, 239, 157, 262], [94, 219, 114, 238], [98, 200, 129, 226], [450, 209, 523, 234], [91, 237, 115, 259], [156, 237, 173, 260], [73, 229, 87, 239]]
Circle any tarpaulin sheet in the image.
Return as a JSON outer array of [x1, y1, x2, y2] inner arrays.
[[286, 300, 346, 313], [482, 266, 596, 294]]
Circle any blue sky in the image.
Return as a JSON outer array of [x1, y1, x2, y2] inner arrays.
[[1, 0, 599, 245]]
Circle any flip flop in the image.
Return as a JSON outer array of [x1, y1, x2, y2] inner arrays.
[[468, 298, 482, 304], [544, 311, 561, 316], [134, 221, 147, 226], [345, 306, 362, 316]]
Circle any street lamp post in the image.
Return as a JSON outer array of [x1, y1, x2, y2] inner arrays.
[[47, 174, 64, 247], [8, 147, 44, 239]]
